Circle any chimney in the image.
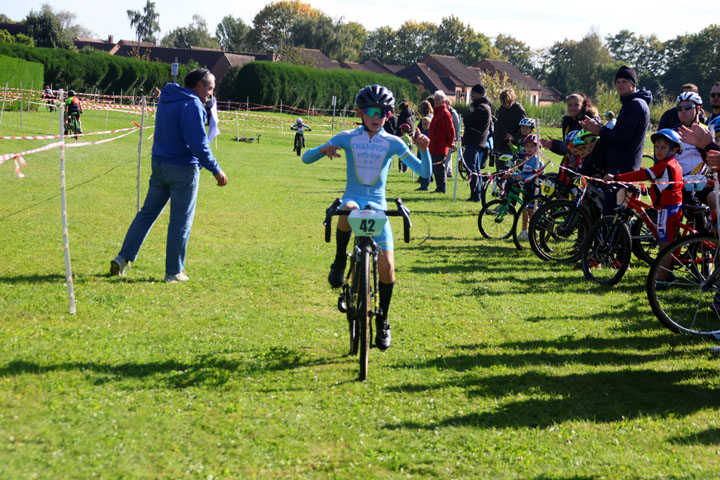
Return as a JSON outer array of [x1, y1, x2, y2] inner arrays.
[[108, 35, 114, 44]]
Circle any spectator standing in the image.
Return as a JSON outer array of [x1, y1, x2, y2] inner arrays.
[[581, 65, 652, 214], [709, 81, 720, 123], [462, 83, 493, 201], [603, 111, 616, 129], [658, 83, 708, 130], [396, 101, 415, 135], [416, 115, 433, 191], [493, 88, 526, 156], [428, 90, 455, 194], [540, 92, 599, 155], [110, 69, 229, 282]]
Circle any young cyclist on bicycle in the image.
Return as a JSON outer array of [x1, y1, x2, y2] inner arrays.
[[604, 129, 684, 284], [514, 134, 544, 240], [291, 117, 312, 155], [302, 84, 431, 350], [64, 90, 83, 134]]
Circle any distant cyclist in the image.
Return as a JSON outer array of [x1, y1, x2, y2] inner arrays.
[[291, 117, 312, 155], [42, 85, 55, 111], [302, 84, 431, 350], [64, 90, 83, 134]]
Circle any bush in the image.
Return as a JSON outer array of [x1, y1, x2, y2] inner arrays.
[[0, 42, 192, 96], [0, 54, 43, 111], [219, 61, 419, 110]]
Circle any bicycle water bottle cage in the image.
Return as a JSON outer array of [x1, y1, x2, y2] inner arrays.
[[684, 174, 707, 192], [348, 209, 387, 237]]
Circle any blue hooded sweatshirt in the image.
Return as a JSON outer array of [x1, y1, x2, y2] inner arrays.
[[598, 88, 652, 174], [151, 83, 221, 175]]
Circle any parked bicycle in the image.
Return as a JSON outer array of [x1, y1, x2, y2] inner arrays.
[[323, 198, 412, 381]]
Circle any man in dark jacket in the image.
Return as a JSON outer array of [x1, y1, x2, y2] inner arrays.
[[492, 88, 526, 158], [462, 83, 492, 201], [582, 65, 651, 213]]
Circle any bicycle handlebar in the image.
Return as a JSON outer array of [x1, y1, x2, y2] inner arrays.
[[323, 198, 412, 244]]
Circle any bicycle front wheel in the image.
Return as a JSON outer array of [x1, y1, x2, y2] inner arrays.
[[647, 234, 720, 336], [528, 199, 590, 263], [581, 216, 632, 286], [357, 246, 371, 380], [478, 199, 516, 240]]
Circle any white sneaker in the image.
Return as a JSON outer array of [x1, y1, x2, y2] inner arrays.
[[110, 256, 130, 276], [518, 230, 528, 241], [164, 271, 190, 283]]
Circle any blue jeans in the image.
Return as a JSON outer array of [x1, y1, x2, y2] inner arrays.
[[119, 160, 200, 275], [464, 146, 487, 199]]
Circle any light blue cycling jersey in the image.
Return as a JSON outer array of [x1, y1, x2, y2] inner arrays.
[[302, 125, 431, 250]]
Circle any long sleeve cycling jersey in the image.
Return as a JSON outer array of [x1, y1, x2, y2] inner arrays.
[[302, 126, 431, 210]]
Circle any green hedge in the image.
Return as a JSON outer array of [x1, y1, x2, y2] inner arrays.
[[0, 54, 43, 111], [0, 41, 192, 95], [218, 61, 419, 110]]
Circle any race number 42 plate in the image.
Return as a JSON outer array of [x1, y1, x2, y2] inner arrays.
[[348, 209, 388, 237]]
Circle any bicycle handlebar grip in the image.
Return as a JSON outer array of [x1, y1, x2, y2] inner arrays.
[[395, 198, 412, 243], [324, 198, 342, 243]]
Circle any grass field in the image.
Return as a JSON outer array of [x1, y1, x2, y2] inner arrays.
[[1, 107, 719, 479]]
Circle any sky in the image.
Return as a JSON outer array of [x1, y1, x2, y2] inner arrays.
[[3, 0, 715, 51]]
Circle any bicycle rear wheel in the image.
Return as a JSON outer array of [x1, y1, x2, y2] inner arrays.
[[528, 199, 590, 263], [357, 246, 371, 380], [343, 260, 359, 356], [647, 234, 720, 336], [478, 199, 516, 240], [581, 216, 632, 286]]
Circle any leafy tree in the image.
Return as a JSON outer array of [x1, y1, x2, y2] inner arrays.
[[161, 15, 220, 49], [544, 31, 614, 97], [216, 15, 251, 52], [434, 16, 498, 66], [15, 33, 34, 47], [605, 29, 665, 94], [495, 34, 533, 75], [662, 24, 720, 99], [0, 30, 13, 43], [249, 0, 321, 51], [361, 26, 397, 64], [24, 6, 73, 49], [393, 21, 437, 65], [290, 12, 335, 52], [331, 21, 366, 62], [127, 0, 161, 43]]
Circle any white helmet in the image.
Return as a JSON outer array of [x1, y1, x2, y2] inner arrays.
[[676, 92, 702, 106], [519, 118, 536, 128], [296, 117, 303, 124]]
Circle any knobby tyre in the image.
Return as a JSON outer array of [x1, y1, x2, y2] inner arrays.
[[581, 216, 632, 286], [647, 234, 720, 336], [358, 246, 371, 380], [512, 194, 547, 251], [528, 199, 591, 263], [478, 199, 516, 240], [345, 260, 359, 356]]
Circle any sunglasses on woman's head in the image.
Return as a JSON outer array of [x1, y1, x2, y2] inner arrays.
[[362, 107, 390, 118]]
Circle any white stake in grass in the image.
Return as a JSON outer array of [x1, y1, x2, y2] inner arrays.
[[58, 89, 77, 315]]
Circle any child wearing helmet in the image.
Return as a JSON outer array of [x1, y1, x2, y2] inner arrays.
[[64, 90, 83, 134], [301, 84, 432, 351], [513, 133, 544, 240], [604, 129, 684, 280], [290, 117, 312, 155]]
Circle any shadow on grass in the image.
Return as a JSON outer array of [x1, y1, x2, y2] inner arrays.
[[0, 274, 67, 284], [0, 347, 343, 389], [384, 337, 718, 428], [667, 427, 720, 445]]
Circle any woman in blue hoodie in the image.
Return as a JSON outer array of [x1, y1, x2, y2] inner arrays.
[[110, 69, 229, 282]]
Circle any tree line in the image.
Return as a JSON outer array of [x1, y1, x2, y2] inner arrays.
[[4, 2, 720, 101]]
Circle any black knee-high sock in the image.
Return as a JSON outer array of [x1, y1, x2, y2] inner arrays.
[[335, 228, 352, 265], [378, 281, 394, 319]]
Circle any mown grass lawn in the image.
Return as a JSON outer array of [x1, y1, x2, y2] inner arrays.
[[1, 107, 719, 479]]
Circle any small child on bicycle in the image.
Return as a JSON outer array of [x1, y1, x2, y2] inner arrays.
[[302, 85, 431, 350], [604, 128, 684, 284], [513, 134, 544, 239], [291, 117, 312, 155]]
